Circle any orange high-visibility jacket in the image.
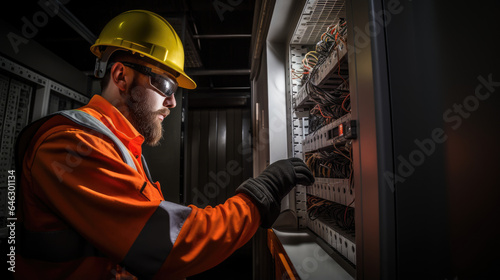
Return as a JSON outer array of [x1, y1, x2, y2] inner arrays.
[[16, 95, 260, 279]]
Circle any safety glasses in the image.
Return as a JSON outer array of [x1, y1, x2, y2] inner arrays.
[[118, 61, 178, 97]]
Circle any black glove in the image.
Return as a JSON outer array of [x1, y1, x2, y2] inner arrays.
[[236, 158, 314, 228]]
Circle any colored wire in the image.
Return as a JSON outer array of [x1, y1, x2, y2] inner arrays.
[[307, 194, 355, 232]]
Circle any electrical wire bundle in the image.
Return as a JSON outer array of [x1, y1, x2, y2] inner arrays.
[[291, 68, 305, 80], [301, 51, 319, 75], [306, 82, 350, 129], [304, 19, 348, 79], [311, 104, 345, 121], [315, 18, 348, 58], [308, 113, 324, 134], [305, 144, 352, 179], [306, 83, 349, 106], [292, 50, 320, 81], [305, 70, 350, 126], [296, 19, 347, 82], [307, 82, 350, 130], [296, 19, 350, 134], [307, 195, 355, 233]]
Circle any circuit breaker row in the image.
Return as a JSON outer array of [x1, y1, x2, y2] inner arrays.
[[303, 113, 354, 152], [306, 215, 356, 265], [306, 178, 354, 207]]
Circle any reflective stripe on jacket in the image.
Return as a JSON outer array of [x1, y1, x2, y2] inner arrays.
[[16, 95, 260, 279]]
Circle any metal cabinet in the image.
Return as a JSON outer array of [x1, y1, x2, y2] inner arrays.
[[257, 0, 500, 279]]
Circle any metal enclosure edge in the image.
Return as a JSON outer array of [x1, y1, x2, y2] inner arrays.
[[367, 0, 397, 279], [347, 0, 398, 278]]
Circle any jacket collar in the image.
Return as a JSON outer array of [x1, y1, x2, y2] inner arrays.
[[80, 95, 144, 157]]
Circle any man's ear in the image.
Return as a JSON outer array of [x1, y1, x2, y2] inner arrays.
[[110, 62, 129, 92]]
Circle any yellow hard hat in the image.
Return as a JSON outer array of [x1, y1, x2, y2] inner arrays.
[[90, 10, 196, 89]]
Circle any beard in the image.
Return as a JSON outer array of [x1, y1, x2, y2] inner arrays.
[[125, 79, 168, 146]]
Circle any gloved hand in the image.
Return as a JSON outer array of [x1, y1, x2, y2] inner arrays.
[[236, 158, 314, 228]]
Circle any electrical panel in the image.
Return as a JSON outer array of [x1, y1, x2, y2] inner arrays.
[[0, 75, 33, 229], [288, 0, 356, 275], [269, 1, 500, 279], [0, 55, 89, 229]]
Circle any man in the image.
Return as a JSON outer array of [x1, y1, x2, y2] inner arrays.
[[15, 10, 314, 279]]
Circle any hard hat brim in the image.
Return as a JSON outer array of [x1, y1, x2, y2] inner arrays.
[[91, 43, 197, 90]]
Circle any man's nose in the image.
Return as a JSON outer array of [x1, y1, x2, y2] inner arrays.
[[163, 94, 176, 108]]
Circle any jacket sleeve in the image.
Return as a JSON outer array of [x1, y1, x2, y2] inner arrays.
[[27, 126, 261, 279], [158, 193, 261, 279]]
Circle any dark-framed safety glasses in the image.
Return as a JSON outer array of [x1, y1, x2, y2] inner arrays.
[[116, 61, 178, 97]]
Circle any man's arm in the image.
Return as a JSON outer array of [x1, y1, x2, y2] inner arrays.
[[27, 127, 312, 279], [160, 158, 314, 279], [160, 193, 260, 279]]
